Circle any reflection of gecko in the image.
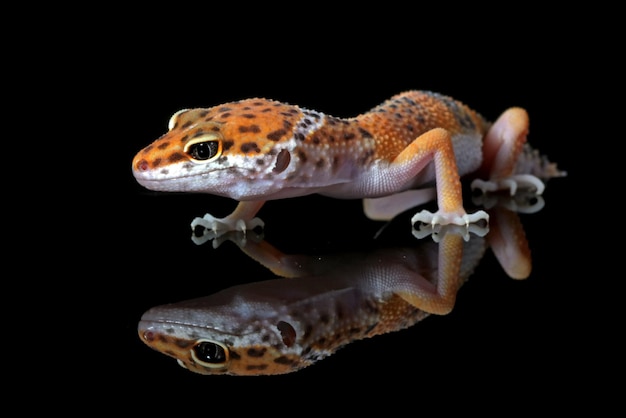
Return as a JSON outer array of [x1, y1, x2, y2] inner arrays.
[[138, 229, 481, 375], [138, 206, 530, 376], [132, 90, 563, 237]]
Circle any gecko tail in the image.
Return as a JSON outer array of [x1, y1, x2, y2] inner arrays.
[[513, 143, 567, 180]]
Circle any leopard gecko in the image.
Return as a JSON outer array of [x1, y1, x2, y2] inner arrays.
[[132, 90, 563, 237]]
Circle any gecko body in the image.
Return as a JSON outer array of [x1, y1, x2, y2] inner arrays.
[[132, 90, 555, 235]]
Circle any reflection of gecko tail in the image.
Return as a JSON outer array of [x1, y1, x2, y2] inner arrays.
[[486, 205, 532, 280]]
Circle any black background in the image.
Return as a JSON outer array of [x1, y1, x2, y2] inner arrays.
[[55, 6, 609, 413]]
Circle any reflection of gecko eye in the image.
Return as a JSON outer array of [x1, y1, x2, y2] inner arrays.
[[184, 137, 222, 163], [191, 339, 229, 368]]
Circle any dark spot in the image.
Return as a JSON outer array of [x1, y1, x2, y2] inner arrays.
[[181, 121, 193, 129], [274, 356, 295, 365], [229, 350, 241, 360], [220, 112, 231, 118], [280, 112, 293, 117], [242, 113, 256, 119], [180, 135, 189, 143], [142, 145, 153, 154], [343, 132, 355, 141], [312, 136, 320, 144], [218, 106, 232, 112], [303, 324, 313, 340], [267, 129, 288, 141], [358, 127, 372, 138], [199, 110, 209, 117], [297, 150, 307, 163], [364, 323, 378, 335], [315, 159, 325, 168], [241, 142, 260, 153], [175, 340, 193, 348], [223, 140, 234, 151], [247, 348, 266, 357], [302, 118, 312, 126], [406, 124, 414, 131], [261, 107, 272, 113], [295, 132, 305, 141], [152, 158, 162, 167], [239, 125, 261, 133], [252, 101, 265, 106], [168, 152, 186, 163], [157, 142, 169, 150]]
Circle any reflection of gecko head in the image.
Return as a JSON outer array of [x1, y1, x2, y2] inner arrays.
[[137, 290, 314, 375]]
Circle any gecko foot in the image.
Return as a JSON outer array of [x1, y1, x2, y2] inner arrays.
[[191, 214, 264, 246], [471, 174, 545, 196], [411, 209, 489, 241]]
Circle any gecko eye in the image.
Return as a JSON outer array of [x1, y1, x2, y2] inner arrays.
[[168, 109, 190, 131], [191, 339, 229, 368], [184, 136, 223, 163]]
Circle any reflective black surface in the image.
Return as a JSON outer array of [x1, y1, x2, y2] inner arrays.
[[89, 27, 586, 410]]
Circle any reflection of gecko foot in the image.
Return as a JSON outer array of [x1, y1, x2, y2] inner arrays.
[[471, 174, 545, 196], [190, 214, 265, 246], [411, 209, 489, 229], [472, 189, 545, 214], [412, 222, 489, 242]]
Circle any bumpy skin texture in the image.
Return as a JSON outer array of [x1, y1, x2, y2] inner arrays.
[[132, 90, 553, 235], [133, 91, 498, 228]]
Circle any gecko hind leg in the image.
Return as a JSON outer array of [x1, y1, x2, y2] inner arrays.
[[395, 128, 488, 229], [396, 228, 466, 315], [471, 107, 545, 196]]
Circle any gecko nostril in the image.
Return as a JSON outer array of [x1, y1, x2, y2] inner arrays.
[[137, 159, 150, 171]]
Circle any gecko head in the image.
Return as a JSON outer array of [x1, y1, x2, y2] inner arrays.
[[137, 306, 316, 376], [131, 98, 309, 198]]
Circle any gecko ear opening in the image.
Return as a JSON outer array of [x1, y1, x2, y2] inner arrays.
[[273, 149, 291, 173], [277, 320, 296, 347]]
